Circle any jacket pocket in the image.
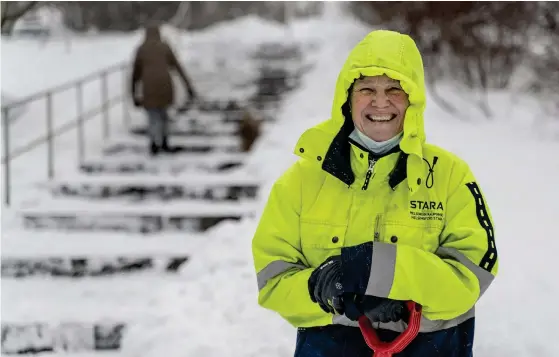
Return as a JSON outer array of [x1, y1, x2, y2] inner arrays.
[[300, 221, 347, 267], [381, 216, 443, 252]]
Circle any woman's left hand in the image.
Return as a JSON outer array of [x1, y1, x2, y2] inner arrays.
[[343, 294, 409, 323]]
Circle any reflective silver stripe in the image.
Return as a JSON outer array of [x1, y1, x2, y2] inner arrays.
[[363, 243, 494, 300], [257, 260, 306, 291], [436, 246, 495, 297], [333, 307, 475, 333], [365, 242, 396, 298]]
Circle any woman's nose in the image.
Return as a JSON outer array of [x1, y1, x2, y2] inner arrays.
[[371, 92, 390, 108]]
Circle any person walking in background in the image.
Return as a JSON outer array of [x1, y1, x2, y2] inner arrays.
[[252, 29, 498, 356], [131, 24, 197, 156]]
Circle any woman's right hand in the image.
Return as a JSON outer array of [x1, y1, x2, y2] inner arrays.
[[307, 255, 344, 314]]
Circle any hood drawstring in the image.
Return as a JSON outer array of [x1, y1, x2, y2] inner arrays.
[[422, 157, 438, 188]]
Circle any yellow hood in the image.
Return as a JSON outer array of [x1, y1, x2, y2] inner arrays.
[[332, 30, 426, 153], [294, 30, 428, 192]]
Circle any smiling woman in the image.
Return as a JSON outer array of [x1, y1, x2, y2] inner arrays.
[[252, 29, 498, 357]]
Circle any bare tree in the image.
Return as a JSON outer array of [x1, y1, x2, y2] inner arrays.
[[51, 2, 319, 33], [348, 1, 537, 119], [528, 2, 559, 117]]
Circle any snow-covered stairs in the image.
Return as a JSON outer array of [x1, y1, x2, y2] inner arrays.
[[2, 37, 317, 356], [1, 231, 204, 278], [10, 106, 270, 234], [8, 42, 313, 236], [17, 138, 264, 234], [22, 137, 263, 233], [2, 255, 190, 278], [20, 199, 260, 234], [127, 119, 273, 138], [44, 172, 261, 201], [79, 153, 247, 174], [102, 135, 241, 156]]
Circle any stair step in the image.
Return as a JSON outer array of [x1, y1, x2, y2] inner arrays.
[[18, 199, 258, 215], [102, 136, 240, 155], [43, 172, 261, 201], [176, 109, 275, 123], [127, 121, 272, 138], [18, 200, 258, 234], [1, 322, 125, 354], [104, 135, 239, 147], [129, 122, 239, 137], [80, 153, 246, 174], [2, 231, 203, 256], [102, 135, 241, 155], [2, 254, 189, 278], [188, 98, 282, 113], [2, 230, 201, 278]]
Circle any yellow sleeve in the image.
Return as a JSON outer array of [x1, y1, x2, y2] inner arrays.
[[341, 160, 498, 321], [252, 162, 332, 327]]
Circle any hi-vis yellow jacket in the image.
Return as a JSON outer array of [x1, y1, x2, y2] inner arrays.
[[252, 30, 498, 333]]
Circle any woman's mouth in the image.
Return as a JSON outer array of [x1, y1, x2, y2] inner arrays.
[[365, 114, 397, 122]]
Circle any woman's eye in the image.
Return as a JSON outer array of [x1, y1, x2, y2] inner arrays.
[[359, 88, 374, 94], [388, 87, 403, 93]]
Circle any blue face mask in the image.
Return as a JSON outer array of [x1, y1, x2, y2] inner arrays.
[[350, 128, 403, 155]]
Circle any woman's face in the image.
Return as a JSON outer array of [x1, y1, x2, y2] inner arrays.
[[350, 75, 410, 142]]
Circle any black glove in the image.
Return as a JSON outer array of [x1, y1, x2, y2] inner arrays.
[[358, 295, 409, 324], [340, 293, 366, 321], [308, 256, 344, 314]]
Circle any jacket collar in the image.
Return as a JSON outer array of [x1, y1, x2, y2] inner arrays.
[[294, 119, 409, 190]]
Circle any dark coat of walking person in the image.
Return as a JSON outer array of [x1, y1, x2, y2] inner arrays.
[[131, 25, 197, 155]]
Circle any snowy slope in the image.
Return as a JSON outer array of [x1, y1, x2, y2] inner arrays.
[[3, 4, 559, 357]]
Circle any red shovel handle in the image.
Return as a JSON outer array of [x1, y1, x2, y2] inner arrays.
[[358, 301, 422, 357]]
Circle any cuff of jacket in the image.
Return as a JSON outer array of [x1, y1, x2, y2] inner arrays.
[[341, 242, 373, 295], [341, 242, 397, 298]]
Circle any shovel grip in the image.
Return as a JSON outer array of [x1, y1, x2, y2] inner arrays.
[[358, 301, 422, 357]]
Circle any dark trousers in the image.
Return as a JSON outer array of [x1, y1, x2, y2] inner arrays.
[[146, 108, 170, 152], [294, 318, 475, 357]]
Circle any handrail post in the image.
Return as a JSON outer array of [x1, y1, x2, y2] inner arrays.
[[76, 81, 85, 163], [3, 107, 11, 206], [46, 92, 54, 179], [122, 65, 130, 129], [101, 71, 109, 138]]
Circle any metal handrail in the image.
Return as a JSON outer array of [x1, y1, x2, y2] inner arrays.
[[1, 62, 130, 206], [1, 57, 303, 206], [3, 63, 127, 109]]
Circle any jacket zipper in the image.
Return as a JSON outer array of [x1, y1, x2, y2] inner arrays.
[[361, 158, 377, 191], [374, 214, 383, 242]]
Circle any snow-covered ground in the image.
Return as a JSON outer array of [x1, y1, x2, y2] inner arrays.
[[2, 4, 559, 356]]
